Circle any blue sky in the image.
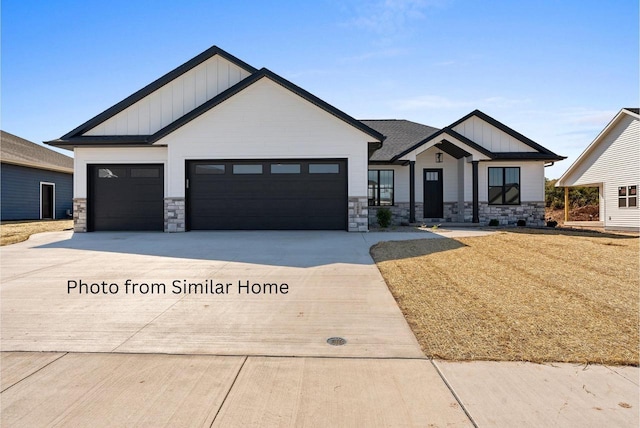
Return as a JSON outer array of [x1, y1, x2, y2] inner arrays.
[[2, 0, 638, 178]]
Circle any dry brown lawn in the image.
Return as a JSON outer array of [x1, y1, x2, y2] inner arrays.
[[1, 220, 73, 246], [371, 229, 639, 365]]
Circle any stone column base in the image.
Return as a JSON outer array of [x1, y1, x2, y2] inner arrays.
[[348, 196, 368, 232], [164, 197, 186, 232], [73, 198, 87, 232]]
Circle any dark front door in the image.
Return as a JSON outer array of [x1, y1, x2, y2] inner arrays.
[[41, 184, 54, 219], [88, 164, 164, 231], [423, 168, 443, 218], [187, 159, 347, 230]]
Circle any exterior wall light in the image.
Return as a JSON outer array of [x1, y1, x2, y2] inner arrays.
[[436, 152, 443, 163]]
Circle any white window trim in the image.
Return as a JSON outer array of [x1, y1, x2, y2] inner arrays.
[[40, 182, 56, 219]]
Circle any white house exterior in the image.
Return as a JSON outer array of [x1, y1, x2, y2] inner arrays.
[[47, 46, 564, 232], [556, 108, 640, 231]]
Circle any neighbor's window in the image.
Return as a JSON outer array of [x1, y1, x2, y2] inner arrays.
[[368, 170, 394, 206], [619, 185, 637, 208], [488, 167, 520, 205]]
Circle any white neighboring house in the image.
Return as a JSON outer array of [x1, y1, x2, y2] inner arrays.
[[46, 45, 565, 233], [556, 108, 640, 231]]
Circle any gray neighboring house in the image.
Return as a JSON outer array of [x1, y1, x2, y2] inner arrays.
[[1, 131, 73, 220]]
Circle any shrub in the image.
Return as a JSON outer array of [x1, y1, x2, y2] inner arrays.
[[488, 219, 500, 226], [517, 219, 526, 227], [546, 220, 558, 228], [376, 208, 392, 228]]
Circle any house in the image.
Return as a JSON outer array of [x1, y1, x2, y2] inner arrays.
[[1, 131, 73, 221], [46, 46, 564, 232], [555, 108, 639, 231]]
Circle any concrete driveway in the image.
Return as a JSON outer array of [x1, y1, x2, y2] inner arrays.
[[3, 229, 637, 427], [2, 229, 479, 357]]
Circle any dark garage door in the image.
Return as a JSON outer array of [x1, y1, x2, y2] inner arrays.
[[88, 164, 163, 231], [187, 160, 347, 230]]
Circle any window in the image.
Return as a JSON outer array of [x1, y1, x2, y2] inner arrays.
[[131, 168, 160, 178], [368, 170, 394, 206], [271, 164, 301, 174], [488, 167, 520, 205], [619, 185, 637, 208], [233, 164, 263, 174], [196, 165, 225, 175], [309, 164, 339, 174], [98, 168, 121, 179]]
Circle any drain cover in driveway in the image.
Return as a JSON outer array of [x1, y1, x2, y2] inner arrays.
[[326, 337, 347, 346]]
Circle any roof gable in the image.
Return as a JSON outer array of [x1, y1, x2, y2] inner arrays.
[[1, 131, 73, 173], [556, 108, 639, 186], [48, 47, 384, 148], [63, 46, 257, 139], [366, 110, 564, 162]]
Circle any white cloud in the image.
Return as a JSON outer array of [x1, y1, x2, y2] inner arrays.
[[342, 0, 450, 41]]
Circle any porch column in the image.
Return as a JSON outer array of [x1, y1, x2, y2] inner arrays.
[[472, 161, 479, 223], [409, 161, 416, 223], [564, 187, 569, 222]]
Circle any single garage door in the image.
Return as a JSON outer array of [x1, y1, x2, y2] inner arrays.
[[88, 164, 164, 231], [187, 159, 347, 230]]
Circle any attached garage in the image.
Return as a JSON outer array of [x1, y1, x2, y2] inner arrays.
[[88, 164, 164, 231], [187, 160, 347, 230]]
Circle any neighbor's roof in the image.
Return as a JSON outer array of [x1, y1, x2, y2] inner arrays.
[[1, 130, 73, 174], [556, 108, 639, 187], [361, 120, 439, 162]]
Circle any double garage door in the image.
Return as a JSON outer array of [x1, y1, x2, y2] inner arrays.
[[88, 160, 347, 231]]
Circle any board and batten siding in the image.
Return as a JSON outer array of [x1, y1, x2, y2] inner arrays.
[[84, 55, 251, 136], [560, 114, 639, 229], [453, 116, 537, 153], [157, 78, 373, 198], [1, 163, 73, 220]]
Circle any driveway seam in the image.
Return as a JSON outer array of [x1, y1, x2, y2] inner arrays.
[[210, 355, 248, 427], [430, 359, 478, 428], [110, 295, 189, 353], [0, 352, 68, 393]]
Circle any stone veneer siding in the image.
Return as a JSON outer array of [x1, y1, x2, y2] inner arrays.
[[164, 197, 186, 232], [479, 201, 545, 226], [369, 201, 545, 227], [348, 196, 368, 232], [73, 198, 87, 232]]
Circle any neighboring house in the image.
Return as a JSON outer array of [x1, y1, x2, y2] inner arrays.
[[1, 131, 73, 221], [556, 108, 639, 231], [46, 46, 564, 232]]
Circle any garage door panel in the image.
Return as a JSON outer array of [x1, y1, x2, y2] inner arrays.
[[89, 164, 163, 231], [187, 160, 347, 230]]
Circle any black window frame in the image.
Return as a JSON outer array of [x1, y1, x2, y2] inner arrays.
[[368, 169, 394, 206], [619, 185, 638, 208], [488, 167, 521, 205]]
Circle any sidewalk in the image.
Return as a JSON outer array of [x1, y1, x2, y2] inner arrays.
[[2, 352, 637, 427]]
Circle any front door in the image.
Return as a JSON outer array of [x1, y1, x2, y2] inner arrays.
[[423, 169, 443, 218], [41, 183, 54, 219]]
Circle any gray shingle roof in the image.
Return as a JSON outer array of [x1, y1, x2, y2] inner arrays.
[[1, 130, 73, 173], [361, 120, 439, 161]]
